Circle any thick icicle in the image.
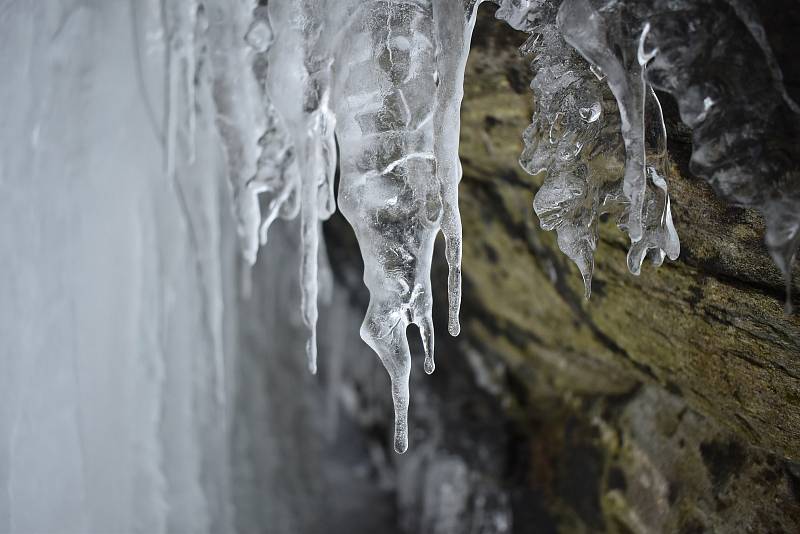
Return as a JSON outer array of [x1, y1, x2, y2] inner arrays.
[[330, 0, 441, 453], [507, 0, 678, 296], [308, 0, 478, 451], [329, 0, 496, 452]]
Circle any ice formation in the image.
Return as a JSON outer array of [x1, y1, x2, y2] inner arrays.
[[553, 0, 800, 308], [221, 0, 505, 453], [202, 0, 798, 451], [331, 0, 444, 453], [513, 0, 680, 294]]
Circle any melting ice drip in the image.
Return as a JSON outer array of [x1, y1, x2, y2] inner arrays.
[[197, 0, 799, 452]]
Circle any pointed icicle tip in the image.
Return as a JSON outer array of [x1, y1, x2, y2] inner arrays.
[[582, 276, 592, 300], [391, 376, 410, 454], [448, 319, 460, 337], [306, 335, 317, 375], [242, 244, 258, 267], [394, 425, 408, 454], [447, 263, 462, 337], [419, 316, 435, 375]]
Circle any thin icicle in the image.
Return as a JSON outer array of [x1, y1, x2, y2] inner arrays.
[[296, 0, 338, 373], [162, 0, 198, 182], [626, 87, 680, 274], [431, 0, 484, 338]]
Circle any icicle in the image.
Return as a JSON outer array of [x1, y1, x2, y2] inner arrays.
[[521, 5, 607, 296], [325, 0, 496, 452], [164, 0, 231, 405], [299, 176, 321, 375], [430, 0, 485, 338], [205, 0, 267, 265], [562, 0, 800, 308], [626, 87, 680, 274], [330, 0, 441, 453], [295, 0, 338, 374], [512, 0, 799, 297], [509, 0, 678, 296], [161, 0, 199, 180], [246, 2, 304, 252], [247, 0, 339, 373], [206, 0, 336, 376], [252, 102, 301, 248], [557, 0, 650, 244]]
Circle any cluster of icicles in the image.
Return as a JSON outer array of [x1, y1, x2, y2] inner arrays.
[[188, 0, 800, 453]]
